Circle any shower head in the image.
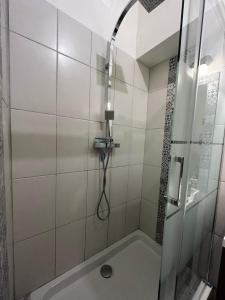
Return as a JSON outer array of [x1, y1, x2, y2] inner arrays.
[[139, 0, 164, 13]]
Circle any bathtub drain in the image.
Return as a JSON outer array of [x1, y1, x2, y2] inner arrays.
[[100, 264, 113, 278]]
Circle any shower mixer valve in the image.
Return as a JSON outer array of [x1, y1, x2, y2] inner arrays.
[[94, 137, 120, 150]]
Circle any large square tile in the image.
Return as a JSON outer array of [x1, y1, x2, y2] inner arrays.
[[14, 231, 55, 299], [11, 110, 56, 178], [57, 117, 88, 173], [214, 182, 225, 237], [147, 88, 167, 129], [85, 214, 108, 259], [144, 129, 164, 167], [116, 48, 134, 85], [130, 128, 145, 164], [13, 175, 56, 242], [108, 204, 126, 245], [110, 166, 128, 208], [134, 61, 149, 91], [90, 68, 106, 122], [142, 165, 161, 203], [114, 79, 133, 126], [1, 27, 10, 105], [91, 32, 107, 72], [111, 125, 131, 167], [132, 87, 148, 128], [9, 0, 57, 49], [140, 200, 158, 239], [88, 121, 105, 170], [57, 54, 90, 119], [87, 169, 110, 216], [56, 171, 87, 227], [125, 199, 141, 234], [149, 60, 169, 92], [58, 11, 91, 65], [209, 234, 223, 287], [128, 164, 143, 201], [56, 220, 85, 276], [10, 33, 57, 114]]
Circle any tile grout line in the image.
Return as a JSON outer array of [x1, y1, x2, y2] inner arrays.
[[54, 8, 59, 278]]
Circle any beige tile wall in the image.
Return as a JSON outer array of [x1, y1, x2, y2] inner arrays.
[[9, 0, 150, 298], [140, 59, 169, 240]]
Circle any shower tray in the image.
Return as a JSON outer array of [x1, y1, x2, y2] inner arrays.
[[29, 230, 161, 300]]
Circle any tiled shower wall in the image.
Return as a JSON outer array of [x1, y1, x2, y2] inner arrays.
[[209, 69, 225, 287], [9, 0, 149, 298], [0, 0, 13, 298], [140, 59, 169, 240]]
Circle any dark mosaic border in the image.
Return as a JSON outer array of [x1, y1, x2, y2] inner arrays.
[[156, 56, 178, 244]]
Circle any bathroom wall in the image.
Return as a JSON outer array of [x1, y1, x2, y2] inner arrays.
[[209, 69, 225, 286], [140, 59, 169, 240], [9, 0, 149, 298], [0, 0, 14, 299]]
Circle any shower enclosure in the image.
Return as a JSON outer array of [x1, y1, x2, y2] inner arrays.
[[159, 0, 225, 299]]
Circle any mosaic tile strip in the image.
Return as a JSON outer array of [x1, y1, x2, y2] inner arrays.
[[156, 56, 178, 244]]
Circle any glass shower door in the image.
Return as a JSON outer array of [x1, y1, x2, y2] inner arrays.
[[159, 0, 225, 299]]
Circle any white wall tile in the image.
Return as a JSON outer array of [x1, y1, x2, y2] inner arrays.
[[13, 175, 56, 242], [114, 79, 133, 126], [87, 169, 110, 217], [57, 117, 88, 173], [112, 125, 131, 167], [11, 110, 56, 178], [91, 32, 107, 72], [56, 220, 85, 276], [130, 128, 145, 164], [214, 182, 225, 237], [88, 121, 105, 170], [144, 129, 164, 167], [1, 27, 10, 105], [132, 87, 148, 129], [147, 88, 167, 129], [108, 204, 126, 245], [149, 60, 169, 92], [134, 61, 149, 91], [116, 48, 134, 85], [142, 165, 161, 203], [85, 214, 108, 259], [220, 145, 225, 181], [56, 172, 87, 227], [90, 68, 105, 122], [9, 0, 57, 49], [213, 125, 224, 144], [10, 33, 57, 114], [58, 11, 91, 65], [128, 165, 143, 201], [125, 199, 141, 234], [14, 231, 55, 299], [110, 166, 128, 208], [140, 200, 158, 239], [57, 54, 90, 119]]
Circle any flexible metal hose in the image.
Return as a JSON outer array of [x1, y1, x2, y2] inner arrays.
[[96, 151, 111, 221]]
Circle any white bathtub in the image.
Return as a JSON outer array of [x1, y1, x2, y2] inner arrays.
[[30, 230, 161, 300]]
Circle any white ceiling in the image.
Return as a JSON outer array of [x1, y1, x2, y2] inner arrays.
[[46, 0, 131, 40]]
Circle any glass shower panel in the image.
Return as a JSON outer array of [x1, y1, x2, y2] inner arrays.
[[160, 0, 225, 299], [159, 0, 206, 299], [175, 0, 225, 297]]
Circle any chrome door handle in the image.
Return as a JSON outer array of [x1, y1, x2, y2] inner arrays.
[[166, 156, 184, 207]]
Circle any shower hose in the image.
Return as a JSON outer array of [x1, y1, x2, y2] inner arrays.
[[96, 150, 111, 221]]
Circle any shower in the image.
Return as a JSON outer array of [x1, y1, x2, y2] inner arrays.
[[94, 0, 160, 221]]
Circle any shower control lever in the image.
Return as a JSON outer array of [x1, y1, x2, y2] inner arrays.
[[94, 137, 120, 150]]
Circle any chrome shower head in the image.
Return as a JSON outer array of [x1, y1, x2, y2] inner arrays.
[[139, 0, 164, 13]]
